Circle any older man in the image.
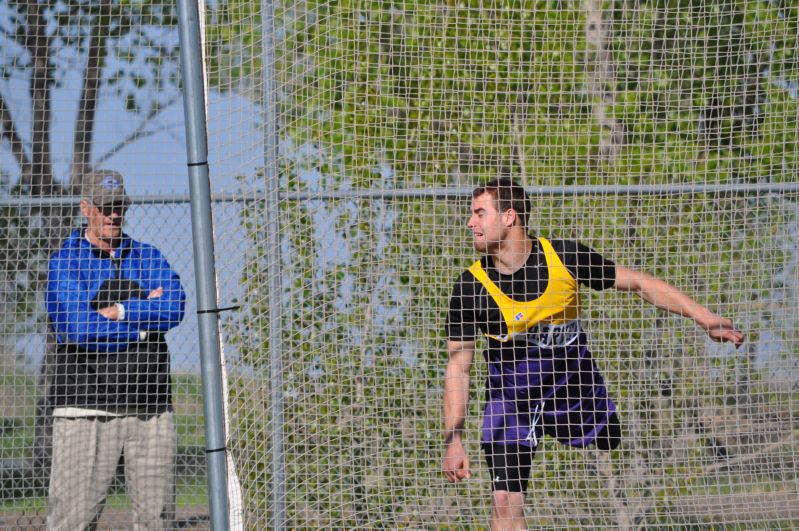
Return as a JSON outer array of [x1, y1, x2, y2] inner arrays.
[[46, 169, 186, 530]]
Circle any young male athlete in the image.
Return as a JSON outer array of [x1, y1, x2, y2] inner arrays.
[[443, 178, 744, 530]]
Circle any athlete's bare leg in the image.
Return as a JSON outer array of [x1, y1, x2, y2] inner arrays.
[[490, 490, 526, 530]]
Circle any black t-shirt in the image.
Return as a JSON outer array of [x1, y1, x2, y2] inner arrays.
[[447, 238, 616, 343]]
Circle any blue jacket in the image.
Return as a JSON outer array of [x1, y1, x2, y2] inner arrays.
[[46, 229, 186, 410], [46, 230, 186, 352]]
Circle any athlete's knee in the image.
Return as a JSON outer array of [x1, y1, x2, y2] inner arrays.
[[490, 490, 526, 530], [595, 429, 621, 451], [491, 490, 525, 513], [596, 436, 620, 451]]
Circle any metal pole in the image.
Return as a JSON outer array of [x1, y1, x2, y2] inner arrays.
[[260, 0, 286, 528], [175, 0, 230, 528], [2, 181, 798, 209]]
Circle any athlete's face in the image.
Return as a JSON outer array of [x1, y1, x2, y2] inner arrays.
[[467, 192, 511, 253]]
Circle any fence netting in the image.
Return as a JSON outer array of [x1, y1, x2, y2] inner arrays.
[[2, 0, 798, 529], [1, 0, 219, 525]]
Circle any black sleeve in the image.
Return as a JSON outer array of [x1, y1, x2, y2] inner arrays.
[[90, 278, 147, 310], [446, 271, 479, 342], [551, 239, 616, 291]]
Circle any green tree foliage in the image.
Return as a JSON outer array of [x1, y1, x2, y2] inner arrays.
[[216, 0, 798, 527], [609, 0, 799, 184]]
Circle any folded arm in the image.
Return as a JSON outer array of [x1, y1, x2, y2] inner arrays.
[[46, 260, 140, 350], [119, 248, 186, 331]]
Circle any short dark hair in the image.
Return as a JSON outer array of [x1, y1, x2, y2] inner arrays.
[[472, 177, 530, 228]]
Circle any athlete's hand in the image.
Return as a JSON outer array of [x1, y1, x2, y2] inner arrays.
[[700, 315, 744, 347], [443, 440, 471, 483]]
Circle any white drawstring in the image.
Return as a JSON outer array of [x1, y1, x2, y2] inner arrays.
[[527, 403, 542, 446]]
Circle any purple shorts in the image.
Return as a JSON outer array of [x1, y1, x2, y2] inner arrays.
[[481, 342, 616, 448]]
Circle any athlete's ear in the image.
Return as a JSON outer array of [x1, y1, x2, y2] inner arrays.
[[502, 208, 517, 227]]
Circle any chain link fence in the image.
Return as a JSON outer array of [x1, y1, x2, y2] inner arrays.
[[0, 195, 251, 529], [2, 0, 799, 528]]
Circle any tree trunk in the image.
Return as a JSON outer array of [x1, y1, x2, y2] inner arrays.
[[71, 1, 111, 191], [24, 0, 61, 487], [584, 0, 624, 163], [24, 0, 57, 196], [23, 0, 70, 251]]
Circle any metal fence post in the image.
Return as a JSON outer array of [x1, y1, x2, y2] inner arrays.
[[175, 0, 231, 528], [260, 0, 287, 529]]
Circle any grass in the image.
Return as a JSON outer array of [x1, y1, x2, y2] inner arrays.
[[0, 480, 208, 516]]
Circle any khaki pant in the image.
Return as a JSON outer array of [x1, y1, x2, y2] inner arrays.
[[47, 412, 176, 531]]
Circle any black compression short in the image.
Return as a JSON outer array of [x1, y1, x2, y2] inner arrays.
[[482, 442, 536, 492], [482, 412, 622, 492]]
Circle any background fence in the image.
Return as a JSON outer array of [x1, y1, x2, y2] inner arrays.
[[0, 197, 245, 528], [2, 0, 799, 529]]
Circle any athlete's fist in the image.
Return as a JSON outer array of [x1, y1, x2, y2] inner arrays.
[[443, 440, 471, 483], [701, 315, 744, 347]]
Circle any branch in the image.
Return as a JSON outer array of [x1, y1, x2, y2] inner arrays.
[[0, 90, 31, 172], [510, 109, 528, 181], [699, 432, 798, 475], [93, 93, 181, 166], [584, 0, 625, 162]]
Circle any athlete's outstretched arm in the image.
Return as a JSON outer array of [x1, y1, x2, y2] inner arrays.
[[614, 266, 744, 346], [443, 340, 475, 483]]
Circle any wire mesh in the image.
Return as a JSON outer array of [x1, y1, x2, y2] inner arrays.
[[1, 0, 798, 529], [213, 0, 799, 528], [0, 0, 215, 525]]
